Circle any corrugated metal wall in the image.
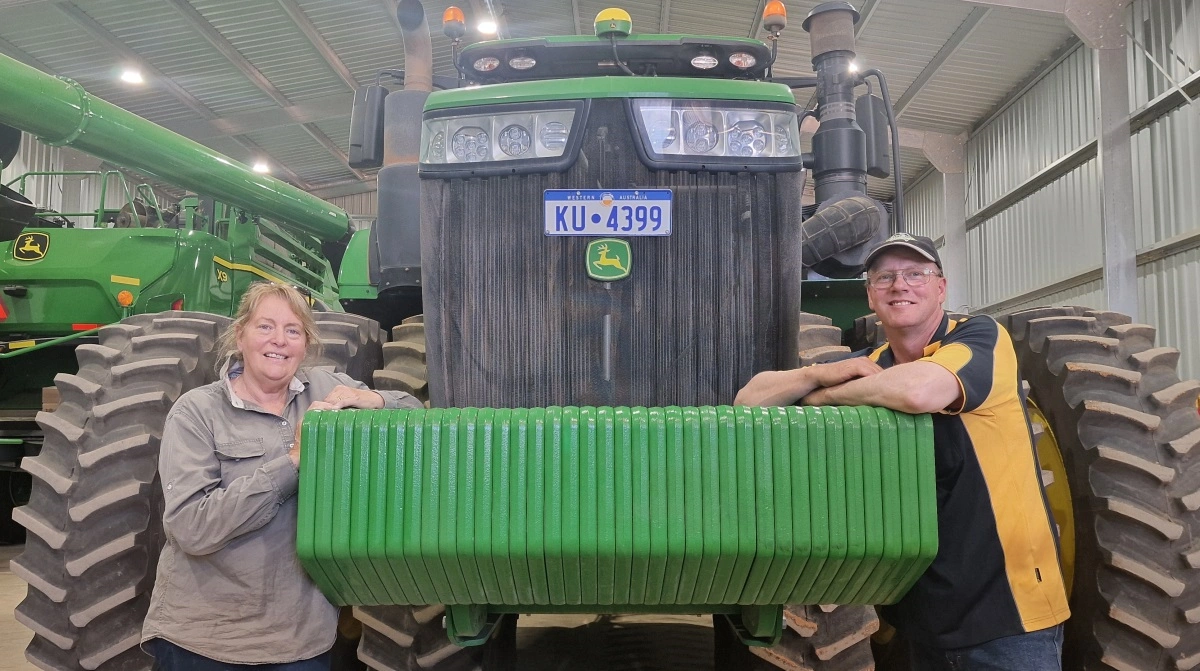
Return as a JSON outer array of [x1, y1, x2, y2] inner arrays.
[[903, 170, 945, 243], [1, 132, 64, 213], [927, 0, 1200, 379], [324, 190, 378, 217]]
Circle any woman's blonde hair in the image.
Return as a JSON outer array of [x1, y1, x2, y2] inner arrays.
[[216, 282, 322, 367]]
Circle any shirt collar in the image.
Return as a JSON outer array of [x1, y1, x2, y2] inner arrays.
[[219, 356, 308, 410]]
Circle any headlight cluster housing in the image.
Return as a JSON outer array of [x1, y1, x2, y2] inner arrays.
[[630, 99, 801, 169], [421, 103, 581, 172]]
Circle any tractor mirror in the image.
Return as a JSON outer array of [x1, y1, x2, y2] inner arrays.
[[349, 85, 388, 169], [856, 94, 891, 179]]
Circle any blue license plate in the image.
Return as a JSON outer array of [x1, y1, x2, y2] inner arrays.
[[543, 189, 672, 236]]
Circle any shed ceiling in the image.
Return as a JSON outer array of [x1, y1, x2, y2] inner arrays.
[[0, 0, 1079, 201]]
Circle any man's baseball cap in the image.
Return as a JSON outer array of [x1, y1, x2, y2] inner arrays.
[[863, 232, 942, 270]]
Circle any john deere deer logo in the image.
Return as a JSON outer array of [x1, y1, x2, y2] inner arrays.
[[14, 232, 49, 261], [586, 238, 631, 281]]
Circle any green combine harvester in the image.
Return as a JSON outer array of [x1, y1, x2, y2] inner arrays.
[[3, 1, 1199, 670]]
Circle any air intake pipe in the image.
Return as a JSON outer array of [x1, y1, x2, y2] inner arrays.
[[799, 1, 891, 278]]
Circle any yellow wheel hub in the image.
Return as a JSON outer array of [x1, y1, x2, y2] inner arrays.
[[1027, 400, 1075, 596]]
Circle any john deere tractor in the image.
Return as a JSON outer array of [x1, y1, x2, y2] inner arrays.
[[5, 1, 1200, 670]]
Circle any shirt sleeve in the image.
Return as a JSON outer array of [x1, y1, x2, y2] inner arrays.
[[158, 394, 295, 556], [327, 370, 423, 409], [923, 316, 1003, 415]]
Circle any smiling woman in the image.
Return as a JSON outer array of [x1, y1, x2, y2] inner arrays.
[[137, 283, 422, 670]]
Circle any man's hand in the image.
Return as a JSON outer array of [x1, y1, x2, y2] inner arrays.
[[808, 358, 884, 388], [308, 385, 386, 412]]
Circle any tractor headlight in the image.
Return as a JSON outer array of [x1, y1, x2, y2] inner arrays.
[[421, 108, 578, 165], [631, 99, 801, 162]]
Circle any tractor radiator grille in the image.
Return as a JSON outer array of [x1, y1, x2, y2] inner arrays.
[[420, 99, 807, 408], [296, 406, 937, 609]]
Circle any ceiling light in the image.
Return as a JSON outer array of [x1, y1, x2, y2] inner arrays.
[[120, 68, 144, 84], [252, 161, 270, 173], [477, 20, 497, 34], [848, 61, 859, 73]]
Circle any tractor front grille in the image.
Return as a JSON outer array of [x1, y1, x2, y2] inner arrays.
[[421, 99, 806, 408]]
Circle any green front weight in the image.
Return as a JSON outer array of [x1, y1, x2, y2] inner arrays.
[[296, 406, 938, 619]]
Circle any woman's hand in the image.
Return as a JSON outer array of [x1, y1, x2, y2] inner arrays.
[[308, 385, 386, 411]]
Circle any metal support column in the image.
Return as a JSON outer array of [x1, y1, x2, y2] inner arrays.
[[1067, 0, 1138, 318], [900, 128, 968, 312]]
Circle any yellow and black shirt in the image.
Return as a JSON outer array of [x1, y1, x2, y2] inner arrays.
[[863, 312, 1070, 648]]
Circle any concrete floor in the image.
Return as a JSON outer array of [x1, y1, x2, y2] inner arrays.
[[0, 545, 35, 671]]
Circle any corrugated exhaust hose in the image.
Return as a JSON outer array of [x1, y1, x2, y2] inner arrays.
[[800, 195, 882, 269]]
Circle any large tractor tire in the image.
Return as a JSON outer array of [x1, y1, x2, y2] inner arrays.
[[712, 312, 877, 671], [1003, 307, 1200, 671], [11, 310, 384, 671], [372, 315, 428, 404]]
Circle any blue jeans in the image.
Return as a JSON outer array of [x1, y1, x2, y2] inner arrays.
[[908, 625, 1063, 671], [146, 638, 331, 671]]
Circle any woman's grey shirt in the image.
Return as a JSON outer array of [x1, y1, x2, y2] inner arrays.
[[141, 362, 420, 664]]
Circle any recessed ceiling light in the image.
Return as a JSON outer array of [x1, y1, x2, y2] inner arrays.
[[120, 68, 144, 84], [252, 161, 270, 173], [477, 20, 497, 34], [848, 61, 860, 73]]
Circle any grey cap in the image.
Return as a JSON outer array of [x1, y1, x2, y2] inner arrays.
[[863, 233, 942, 270]]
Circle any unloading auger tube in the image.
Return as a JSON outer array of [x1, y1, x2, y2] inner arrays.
[[0, 53, 349, 242]]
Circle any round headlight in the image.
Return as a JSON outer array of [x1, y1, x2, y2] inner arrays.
[[509, 56, 537, 70], [451, 127, 490, 162], [498, 124, 532, 157], [428, 130, 446, 161], [728, 120, 767, 157], [690, 55, 718, 70], [728, 52, 757, 69], [684, 121, 718, 153], [473, 56, 500, 72], [539, 121, 569, 151]]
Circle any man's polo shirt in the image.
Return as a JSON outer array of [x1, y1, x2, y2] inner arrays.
[[865, 312, 1070, 648]]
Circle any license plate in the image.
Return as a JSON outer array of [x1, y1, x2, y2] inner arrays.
[[544, 189, 672, 236]]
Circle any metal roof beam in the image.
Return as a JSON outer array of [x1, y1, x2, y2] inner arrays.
[[572, 0, 582, 34], [855, 0, 884, 39], [275, 0, 359, 91], [0, 36, 53, 72], [161, 93, 351, 141], [162, 0, 368, 187], [962, 0, 1064, 14], [162, 0, 291, 107], [896, 127, 965, 173], [301, 123, 367, 181], [228, 135, 312, 191], [659, 0, 672, 33], [309, 176, 377, 199], [894, 7, 990, 116], [54, 1, 218, 120]]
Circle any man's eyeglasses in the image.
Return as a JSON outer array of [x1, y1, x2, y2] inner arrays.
[[866, 268, 942, 289]]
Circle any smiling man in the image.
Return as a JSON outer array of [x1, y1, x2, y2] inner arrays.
[[736, 233, 1070, 671]]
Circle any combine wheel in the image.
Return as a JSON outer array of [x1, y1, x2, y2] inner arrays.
[[712, 312, 877, 670], [11, 310, 385, 670], [1002, 307, 1200, 671]]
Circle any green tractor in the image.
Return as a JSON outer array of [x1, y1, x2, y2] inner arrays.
[[3, 0, 1199, 670]]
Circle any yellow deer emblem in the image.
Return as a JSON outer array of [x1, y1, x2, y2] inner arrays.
[[592, 243, 627, 273], [14, 233, 48, 261]]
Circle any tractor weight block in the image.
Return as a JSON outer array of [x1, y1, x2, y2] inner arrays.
[[296, 405, 937, 619]]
